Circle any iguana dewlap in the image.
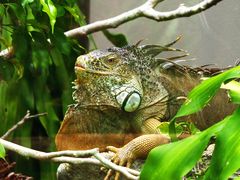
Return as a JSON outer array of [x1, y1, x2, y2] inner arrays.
[[55, 40, 235, 179]]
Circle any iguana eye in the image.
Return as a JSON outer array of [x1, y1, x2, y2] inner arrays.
[[103, 56, 119, 67]]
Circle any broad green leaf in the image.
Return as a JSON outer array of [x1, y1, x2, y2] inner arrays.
[[205, 107, 240, 179], [141, 131, 211, 180], [141, 116, 227, 180], [173, 66, 240, 119], [40, 0, 57, 33], [169, 66, 240, 139], [221, 80, 240, 104], [0, 143, 5, 158], [102, 30, 128, 47]]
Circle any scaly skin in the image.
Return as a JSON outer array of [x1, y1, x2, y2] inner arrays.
[[55, 39, 235, 179]]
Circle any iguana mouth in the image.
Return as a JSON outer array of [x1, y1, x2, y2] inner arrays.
[[75, 63, 86, 71], [75, 65, 115, 75]]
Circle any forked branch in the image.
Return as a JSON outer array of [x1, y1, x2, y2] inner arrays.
[[65, 0, 223, 37], [0, 138, 139, 180], [0, 0, 223, 59]]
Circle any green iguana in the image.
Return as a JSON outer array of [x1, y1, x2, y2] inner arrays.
[[55, 38, 235, 179]]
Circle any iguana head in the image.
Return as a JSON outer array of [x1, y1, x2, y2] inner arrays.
[[74, 47, 143, 112], [73, 38, 188, 115]]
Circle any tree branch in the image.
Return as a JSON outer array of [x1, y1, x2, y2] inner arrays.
[[0, 0, 223, 59], [0, 138, 139, 180], [64, 0, 223, 37], [1, 111, 48, 140]]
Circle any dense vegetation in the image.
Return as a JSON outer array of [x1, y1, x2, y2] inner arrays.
[[0, 1, 90, 178], [141, 66, 240, 179]]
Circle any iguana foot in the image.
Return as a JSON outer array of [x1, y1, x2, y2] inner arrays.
[[104, 134, 170, 180], [104, 146, 134, 180]]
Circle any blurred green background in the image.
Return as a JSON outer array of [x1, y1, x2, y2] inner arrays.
[[0, 0, 90, 178]]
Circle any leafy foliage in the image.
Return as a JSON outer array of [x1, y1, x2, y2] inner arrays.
[[206, 108, 240, 179], [0, 143, 5, 159], [39, 0, 57, 33], [0, 1, 129, 178], [173, 66, 240, 119], [141, 67, 240, 179], [102, 30, 128, 47], [0, 0, 89, 178]]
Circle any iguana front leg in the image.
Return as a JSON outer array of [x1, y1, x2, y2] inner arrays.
[[104, 118, 170, 180]]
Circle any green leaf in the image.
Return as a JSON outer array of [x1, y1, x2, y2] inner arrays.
[[40, 0, 57, 33], [141, 131, 210, 180], [0, 4, 4, 17], [158, 122, 184, 135], [221, 80, 240, 104], [173, 66, 240, 119], [205, 107, 240, 179], [158, 122, 170, 134], [50, 29, 71, 56], [64, 5, 85, 25], [21, 0, 34, 7], [12, 27, 31, 61], [141, 116, 227, 180], [0, 60, 15, 81], [0, 144, 5, 158], [64, 4, 97, 49], [6, 3, 26, 22], [102, 30, 128, 47], [1, 11, 12, 49], [170, 66, 240, 140]]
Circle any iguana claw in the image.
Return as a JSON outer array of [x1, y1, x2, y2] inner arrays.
[[104, 146, 134, 180], [104, 134, 170, 180]]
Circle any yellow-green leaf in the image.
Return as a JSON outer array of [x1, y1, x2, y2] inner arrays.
[[40, 0, 57, 33], [0, 143, 5, 158]]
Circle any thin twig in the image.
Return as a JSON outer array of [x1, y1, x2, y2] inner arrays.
[[0, 138, 139, 179], [1, 111, 48, 139], [0, 0, 223, 59]]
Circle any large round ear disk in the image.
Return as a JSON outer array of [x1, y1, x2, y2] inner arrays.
[[118, 91, 141, 112]]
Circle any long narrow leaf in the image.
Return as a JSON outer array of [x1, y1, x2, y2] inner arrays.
[[174, 66, 240, 119], [205, 107, 240, 179], [141, 116, 228, 180]]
